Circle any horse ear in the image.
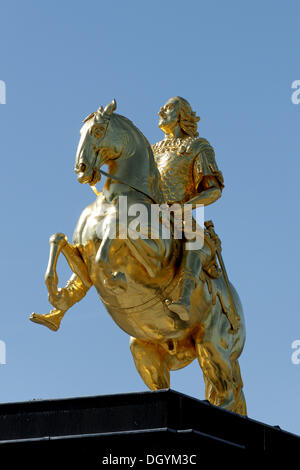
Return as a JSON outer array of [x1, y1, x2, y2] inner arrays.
[[83, 112, 96, 123], [93, 105, 104, 121], [104, 99, 117, 115]]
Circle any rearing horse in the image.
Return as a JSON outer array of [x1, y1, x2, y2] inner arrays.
[[30, 100, 247, 415]]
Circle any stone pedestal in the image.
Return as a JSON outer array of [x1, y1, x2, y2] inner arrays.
[[0, 389, 298, 464]]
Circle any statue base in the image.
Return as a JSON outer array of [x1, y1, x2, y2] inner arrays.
[[0, 389, 298, 464]]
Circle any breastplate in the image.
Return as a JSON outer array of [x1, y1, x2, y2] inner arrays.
[[154, 150, 195, 204]]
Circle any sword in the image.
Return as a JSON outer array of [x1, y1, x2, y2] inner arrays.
[[204, 220, 240, 331]]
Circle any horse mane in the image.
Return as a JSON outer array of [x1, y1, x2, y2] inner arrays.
[[111, 113, 165, 204], [111, 113, 150, 146]]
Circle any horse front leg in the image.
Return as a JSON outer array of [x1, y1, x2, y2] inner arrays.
[[95, 234, 127, 294], [30, 233, 92, 331], [30, 308, 66, 332], [45, 233, 92, 309], [44, 232, 67, 306]]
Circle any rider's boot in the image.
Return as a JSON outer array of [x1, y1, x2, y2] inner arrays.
[[166, 251, 202, 321]]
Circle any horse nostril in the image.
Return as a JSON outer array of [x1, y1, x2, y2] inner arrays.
[[79, 162, 87, 173]]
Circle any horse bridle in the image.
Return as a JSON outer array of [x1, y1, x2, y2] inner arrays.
[[92, 167, 158, 205]]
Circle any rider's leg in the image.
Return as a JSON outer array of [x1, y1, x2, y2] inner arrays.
[[130, 337, 170, 390], [167, 250, 202, 321]]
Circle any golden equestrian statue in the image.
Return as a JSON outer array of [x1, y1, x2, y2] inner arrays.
[[30, 97, 247, 415]]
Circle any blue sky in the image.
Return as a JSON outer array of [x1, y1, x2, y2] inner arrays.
[[1, 0, 300, 435]]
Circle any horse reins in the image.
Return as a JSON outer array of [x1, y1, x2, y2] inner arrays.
[[91, 168, 159, 205]]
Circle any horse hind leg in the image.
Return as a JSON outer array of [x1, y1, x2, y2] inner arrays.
[[202, 373, 217, 404], [197, 339, 247, 415], [231, 359, 247, 416], [196, 337, 236, 412], [129, 337, 170, 390]]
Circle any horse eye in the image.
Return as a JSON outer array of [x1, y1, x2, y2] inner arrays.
[[92, 126, 104, 138]]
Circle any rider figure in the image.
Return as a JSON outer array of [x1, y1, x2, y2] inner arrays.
[[152, 97, 224, 321]]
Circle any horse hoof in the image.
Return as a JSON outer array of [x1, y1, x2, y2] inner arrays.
[[30, 312, 62, 332]]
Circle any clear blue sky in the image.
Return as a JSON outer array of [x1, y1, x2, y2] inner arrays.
[[1, 0, 300, 435]]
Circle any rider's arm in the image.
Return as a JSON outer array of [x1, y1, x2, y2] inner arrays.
[[185, 175, 222, 209], [185, 143, 223, 209]]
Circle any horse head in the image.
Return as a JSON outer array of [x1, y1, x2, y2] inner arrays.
[[74, 99, 121, 186], [74, 99, 164, 205]]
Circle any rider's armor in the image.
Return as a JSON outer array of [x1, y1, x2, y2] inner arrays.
[[152, 136, 224, 321], [152, 136, 224, 204]]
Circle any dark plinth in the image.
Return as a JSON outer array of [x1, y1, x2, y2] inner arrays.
[[0, 389, 299, 464]]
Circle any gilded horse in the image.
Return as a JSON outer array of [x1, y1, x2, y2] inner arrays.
[[30, 100, 247, 415]]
